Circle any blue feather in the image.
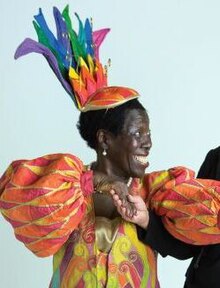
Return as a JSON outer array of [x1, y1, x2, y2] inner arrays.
[[84, 18, 94, 57], [34, 8, 69, 69], [53, 7, 73, 68]]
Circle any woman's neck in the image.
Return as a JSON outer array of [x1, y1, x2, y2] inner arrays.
[[91, 159, 129, 183]]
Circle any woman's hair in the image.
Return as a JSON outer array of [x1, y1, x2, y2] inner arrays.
[[77, 99, 146, 149]]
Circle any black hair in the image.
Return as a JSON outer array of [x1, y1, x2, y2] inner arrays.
[[77, 99, 146, 150]]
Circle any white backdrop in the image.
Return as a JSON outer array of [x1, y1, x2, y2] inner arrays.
[[1, 1, 220, 287]]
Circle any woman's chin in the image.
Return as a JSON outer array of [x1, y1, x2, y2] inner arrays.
[[130, 162, 149, 178]]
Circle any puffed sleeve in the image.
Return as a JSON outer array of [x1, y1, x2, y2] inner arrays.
[[0, 153, 93, 257], [144, 167, 220, 245]]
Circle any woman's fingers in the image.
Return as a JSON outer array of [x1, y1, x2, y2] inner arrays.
[[127, 194, 140, 203], [110, 188, 139, 219], [110, 189, 116, 196], [127, 195, 147, 210]]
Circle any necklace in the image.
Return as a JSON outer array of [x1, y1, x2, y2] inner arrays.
[[88, 162, 133, 193], [127, 177, 133, 187]]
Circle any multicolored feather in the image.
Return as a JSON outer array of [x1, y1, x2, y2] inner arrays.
[[14, 5, 139, 111]]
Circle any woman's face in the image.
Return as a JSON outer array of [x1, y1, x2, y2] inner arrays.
[[106, 109, 152, 179]]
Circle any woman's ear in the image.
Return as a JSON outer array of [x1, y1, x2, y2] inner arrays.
[[96, 129, 109, 150]]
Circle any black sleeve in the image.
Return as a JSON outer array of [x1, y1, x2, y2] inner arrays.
[[137, 210, 200, 259], [197, 147, 220, 179]]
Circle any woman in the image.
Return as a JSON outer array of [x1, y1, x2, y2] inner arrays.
[[1, 5, 220, 288]]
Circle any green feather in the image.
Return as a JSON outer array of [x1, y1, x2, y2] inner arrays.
[[62, 5, 86, 67], [75, 13, 86, 48]]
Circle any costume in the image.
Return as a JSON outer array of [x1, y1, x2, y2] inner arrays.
[[0, 154, 158, 287], [1, 6, 220, 288], [1, 154, 220, 287]]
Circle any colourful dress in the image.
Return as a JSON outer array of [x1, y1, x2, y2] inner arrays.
[[49, 206, 159, 287], [1, 153, 220, 287]]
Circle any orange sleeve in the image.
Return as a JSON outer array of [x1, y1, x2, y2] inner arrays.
[[143, 167, 220, 245], [0, 153, 93, 257]]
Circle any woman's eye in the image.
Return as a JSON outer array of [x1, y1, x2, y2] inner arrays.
[[134, 131, 141, 137]]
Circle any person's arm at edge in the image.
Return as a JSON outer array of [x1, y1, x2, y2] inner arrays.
[[137, 210, 200, 259]]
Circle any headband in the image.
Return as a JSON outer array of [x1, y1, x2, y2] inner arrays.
[[15, 5, 139, 112]]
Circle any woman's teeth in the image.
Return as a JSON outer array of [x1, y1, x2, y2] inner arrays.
[[134, 155, 148, 165]]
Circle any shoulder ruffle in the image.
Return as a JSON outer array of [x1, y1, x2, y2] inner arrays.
[[144, 166, 220, 245], [0, 153, 93, 257]]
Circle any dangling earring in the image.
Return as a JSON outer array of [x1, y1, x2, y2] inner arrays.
[[102, 149, 107, 156]]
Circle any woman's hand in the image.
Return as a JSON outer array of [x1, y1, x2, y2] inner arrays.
[[93, 171, 137, 217], [111, 191, 149, 229]]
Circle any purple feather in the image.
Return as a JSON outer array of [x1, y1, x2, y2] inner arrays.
[[14, 38, 75, 101]]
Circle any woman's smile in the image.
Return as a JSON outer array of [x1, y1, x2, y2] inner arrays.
[[134, 154, 149, 166]]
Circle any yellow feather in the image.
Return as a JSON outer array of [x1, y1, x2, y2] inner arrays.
[[69, 67, 79, 79], [87, 55, 95, 73], [79, 57, 89, 70]]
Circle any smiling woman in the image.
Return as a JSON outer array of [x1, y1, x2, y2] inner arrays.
[[1, 4, 220, 288], [2, 98, 220, 288]]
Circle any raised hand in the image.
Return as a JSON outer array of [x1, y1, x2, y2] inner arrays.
[[111, 191, 149, 229]]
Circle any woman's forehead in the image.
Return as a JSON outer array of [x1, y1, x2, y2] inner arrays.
[[123, 109, 149, 126]]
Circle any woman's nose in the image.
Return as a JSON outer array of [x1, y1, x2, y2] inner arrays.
[[142, 133, 152, 150]]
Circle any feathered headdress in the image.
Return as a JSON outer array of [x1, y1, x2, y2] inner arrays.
[[15, 5, 139, 112]]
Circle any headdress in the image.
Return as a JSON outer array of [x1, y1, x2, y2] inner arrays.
[[15, 5, 139, 112]]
